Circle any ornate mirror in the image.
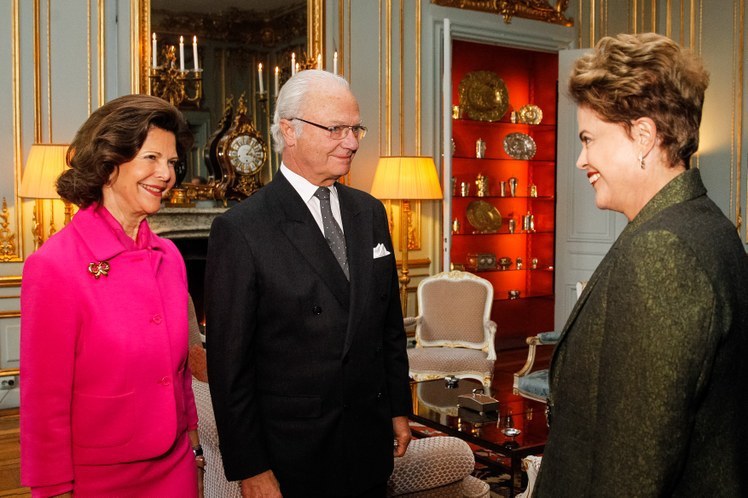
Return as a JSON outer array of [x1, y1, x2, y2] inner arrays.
[[137, 0, 324, 188]]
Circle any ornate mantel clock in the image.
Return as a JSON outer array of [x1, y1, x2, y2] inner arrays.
[[216, 94, 267, 200]]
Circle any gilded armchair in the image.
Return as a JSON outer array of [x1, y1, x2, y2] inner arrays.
[[513, 281, 586, 402], [406, 271, 497, 387]]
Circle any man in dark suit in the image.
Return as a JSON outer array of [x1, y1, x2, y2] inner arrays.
[[205, 69, 412, 498]]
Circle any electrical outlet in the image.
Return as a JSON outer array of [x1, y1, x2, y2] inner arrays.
[[0, 375, 19, 390]]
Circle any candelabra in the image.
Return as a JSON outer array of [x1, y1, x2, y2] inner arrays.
[[149, 45, 202, 108]]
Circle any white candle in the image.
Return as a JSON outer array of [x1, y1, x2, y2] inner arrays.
[[152, 33, 157, 68], [274, 66, 280, 97], [316, 53, 322, 70], [333, 51, 338, 75], [295, 62, 300, 75], [192, 36, 199, 71], [291, 52, 296, 76], [179, 36, 185, 71], [258, 63, 264, 93]]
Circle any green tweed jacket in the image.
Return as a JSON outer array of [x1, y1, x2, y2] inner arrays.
[[534, 168, 748, 497]]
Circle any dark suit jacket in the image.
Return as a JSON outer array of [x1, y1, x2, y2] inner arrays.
[[205, 171, 411, 496], [535, 168, 748, 497]]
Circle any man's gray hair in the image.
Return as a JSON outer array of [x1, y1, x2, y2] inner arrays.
[[271, 69, 351, 153]]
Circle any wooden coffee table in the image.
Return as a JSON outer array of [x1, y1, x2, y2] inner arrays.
[[409, 378, 548, 497]]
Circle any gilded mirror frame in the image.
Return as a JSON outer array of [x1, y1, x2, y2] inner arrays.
[[135, 0, 325, 94], [431, 0, 573, 26]]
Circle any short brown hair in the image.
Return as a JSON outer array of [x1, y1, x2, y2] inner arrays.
[[57, 94, 193, 207], [568, 32, 709, 169]]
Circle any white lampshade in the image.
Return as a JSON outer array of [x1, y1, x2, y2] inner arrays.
[[19, 143, 70, 199], [370, 156, 443, 200]]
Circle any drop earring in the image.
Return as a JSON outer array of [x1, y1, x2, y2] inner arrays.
[[638, 152, 645, 169]]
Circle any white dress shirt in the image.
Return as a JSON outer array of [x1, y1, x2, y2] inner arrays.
[[280, 164, 345, 235]]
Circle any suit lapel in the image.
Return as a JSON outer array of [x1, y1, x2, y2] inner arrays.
[[337, 184, 371, 357], [269, 172, 350, 308]]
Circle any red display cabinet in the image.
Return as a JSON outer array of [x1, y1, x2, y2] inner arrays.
[[449, 40, 558, 349]]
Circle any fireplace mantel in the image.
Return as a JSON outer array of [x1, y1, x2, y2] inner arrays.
[[148, 206, 228, 239]]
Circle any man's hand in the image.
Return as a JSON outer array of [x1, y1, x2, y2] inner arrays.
[[392, 415, 411, 457], [240, 470, 282, 498]]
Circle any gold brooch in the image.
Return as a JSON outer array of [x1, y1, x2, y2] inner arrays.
[[88, 261, 110, 279]]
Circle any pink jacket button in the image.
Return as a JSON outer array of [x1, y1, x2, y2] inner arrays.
[[152, 314, 163, 324]]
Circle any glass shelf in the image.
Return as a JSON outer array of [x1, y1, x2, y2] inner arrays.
[[452, 118, 556, 130], [464, 267, 554, 273], [451, 194, 554, 200], [452, 157, 556, 164], [452, 230, 554, 236]]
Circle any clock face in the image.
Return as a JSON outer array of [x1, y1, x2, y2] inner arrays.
[[228, 134, 265, 175]]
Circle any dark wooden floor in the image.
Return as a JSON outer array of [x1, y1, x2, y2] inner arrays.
[[0, 346, 551, 496], [0, 408, 25, 497]]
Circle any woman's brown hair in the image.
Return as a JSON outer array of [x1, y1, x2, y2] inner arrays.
[[568, 32, 709, 169], [56, 94, 193, 207]]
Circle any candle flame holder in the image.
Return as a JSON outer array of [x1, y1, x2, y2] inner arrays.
[[149, 45, 203, 108]]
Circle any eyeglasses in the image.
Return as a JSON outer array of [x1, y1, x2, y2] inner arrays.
[[292, 117, 367, 140]]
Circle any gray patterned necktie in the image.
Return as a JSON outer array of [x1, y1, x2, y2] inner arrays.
[[314, 186, 349, 279]]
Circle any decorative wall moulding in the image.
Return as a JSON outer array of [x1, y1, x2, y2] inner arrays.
[[432, 0, 574, 27]]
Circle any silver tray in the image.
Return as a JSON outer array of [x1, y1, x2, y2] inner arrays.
[[503, 132, 537, 160]]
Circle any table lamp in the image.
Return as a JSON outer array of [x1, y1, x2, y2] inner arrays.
[[370, 156, 443, 316], [19, 143, 70, 250]]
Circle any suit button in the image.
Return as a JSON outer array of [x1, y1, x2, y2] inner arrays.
[[159, 376, 171, 386], [377, 392, 383, 399], [380, 293, 387, 301], [152, 314, 163, 324], [312, 306, 322, 315]]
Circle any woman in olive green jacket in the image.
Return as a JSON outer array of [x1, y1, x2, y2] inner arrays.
[[534, 33, 748, 497]]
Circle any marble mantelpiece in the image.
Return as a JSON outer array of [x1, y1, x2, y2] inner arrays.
[[148, 206, 228, 239]]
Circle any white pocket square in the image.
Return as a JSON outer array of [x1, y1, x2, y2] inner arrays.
[[373, 243, 391, 259]]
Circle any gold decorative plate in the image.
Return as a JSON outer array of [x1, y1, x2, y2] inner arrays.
[[517, 104, 543, 125], [503, 132, 537, 160], [466, 201, 502, 232], [458, 71, 509, 122]]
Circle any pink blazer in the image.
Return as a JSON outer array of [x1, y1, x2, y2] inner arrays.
[[20, 204, 198, 494]]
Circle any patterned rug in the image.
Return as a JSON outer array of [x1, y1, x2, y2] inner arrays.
[[408, 421, 520, 497]]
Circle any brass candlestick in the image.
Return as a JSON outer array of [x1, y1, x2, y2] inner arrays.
[[148, 45, 203, 108]]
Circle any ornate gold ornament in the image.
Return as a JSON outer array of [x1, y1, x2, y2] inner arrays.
[[431, 0, 573, 26], [0, 198, 18, 262]]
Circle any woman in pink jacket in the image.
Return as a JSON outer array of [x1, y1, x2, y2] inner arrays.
[[20, 94, 203, 497]]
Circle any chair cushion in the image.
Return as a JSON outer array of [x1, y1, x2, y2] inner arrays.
[[388, 436, 475, 495], [392, 476, 489, 498], [460, 476, 491, 498], [407, 348, 494, 380], [516, 369, 549, 400]]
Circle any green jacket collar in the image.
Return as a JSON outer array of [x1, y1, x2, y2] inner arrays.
[[626, 167, 707, 232]]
